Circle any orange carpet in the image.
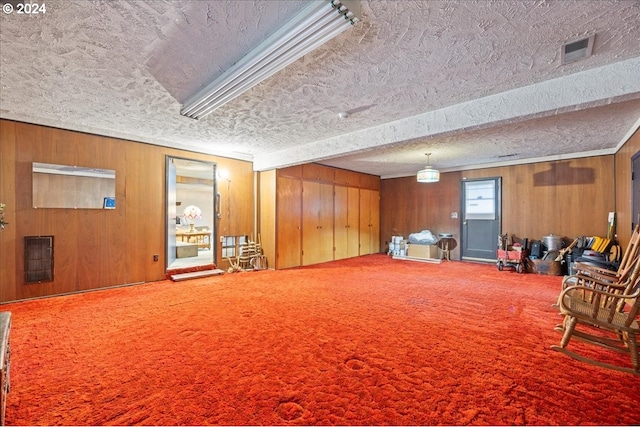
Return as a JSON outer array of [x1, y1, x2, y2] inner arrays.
[[2, 254, 639, 425]]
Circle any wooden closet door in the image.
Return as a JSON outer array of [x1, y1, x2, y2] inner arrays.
[[359, 188, 380, 255], [276, 176, 302, 269], [334, 185, 349, 260], [302, 181, 334, 265], [369, 189, 380, 253], [359, 188, 372, 255], [336, 185, 362, 259]]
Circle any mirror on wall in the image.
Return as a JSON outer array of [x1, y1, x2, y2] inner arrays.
[[32, 162, 116, 209]]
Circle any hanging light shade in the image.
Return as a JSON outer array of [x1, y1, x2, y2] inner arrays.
[[417, 153, 440, 183]]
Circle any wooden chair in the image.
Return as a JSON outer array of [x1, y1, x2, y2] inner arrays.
[[552, 258, 640, 374]]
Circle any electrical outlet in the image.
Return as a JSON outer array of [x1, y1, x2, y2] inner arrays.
[[153, 254, 159, 261]]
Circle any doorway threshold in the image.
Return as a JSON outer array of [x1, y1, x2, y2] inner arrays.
[[462, 257, 497, 263], [170, 269, 225, 282]]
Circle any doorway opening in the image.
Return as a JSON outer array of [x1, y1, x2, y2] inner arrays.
[[166, 157, 218, 272]]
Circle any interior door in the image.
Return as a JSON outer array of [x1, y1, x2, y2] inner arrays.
[[461, 178, 501, 261]]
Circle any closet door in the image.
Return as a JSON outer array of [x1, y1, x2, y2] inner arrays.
[[359, 189, 372, 255], [335, 185, 360, 260], [369, 189, 380, 253], [302, 181, 334, 266], [359, 189, 380, 255], [276, 176, 302, 269]]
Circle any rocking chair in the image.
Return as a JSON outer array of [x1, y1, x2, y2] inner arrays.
[[552, 259, 640, 374]]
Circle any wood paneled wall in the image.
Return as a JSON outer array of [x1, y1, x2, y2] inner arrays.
[[258, 169, 276, 270], [0, 120, 254, 303], [381, 156, 616, 260], [614, 127, 640, 250], [1, 119, 637, 302]]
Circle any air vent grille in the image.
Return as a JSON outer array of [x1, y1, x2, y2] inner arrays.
[[562, 35, 595, 65]]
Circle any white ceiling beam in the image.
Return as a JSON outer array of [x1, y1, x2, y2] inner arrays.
[[252, 56, 640, 171]]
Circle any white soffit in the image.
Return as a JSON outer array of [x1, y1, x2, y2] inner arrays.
[[253, 57, 640, 172]]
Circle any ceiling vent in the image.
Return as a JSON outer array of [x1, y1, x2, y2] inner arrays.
[[561, 35, 595, 65]]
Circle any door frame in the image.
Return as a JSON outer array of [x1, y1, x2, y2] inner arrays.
[[165, 156, 219, 271], [460, 177, 502, 262]]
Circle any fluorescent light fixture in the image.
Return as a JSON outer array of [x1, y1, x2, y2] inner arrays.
[[181, 0, 361, 119], [417, 153, 440, 183]]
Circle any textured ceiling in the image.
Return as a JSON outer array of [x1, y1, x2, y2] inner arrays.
[[1, 0, 639, 178]]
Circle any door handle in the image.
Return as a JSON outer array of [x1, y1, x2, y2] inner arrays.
[[216, 192, 222, 219]]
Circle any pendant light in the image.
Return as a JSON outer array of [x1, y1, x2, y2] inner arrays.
[[417, 153, 440, 183]]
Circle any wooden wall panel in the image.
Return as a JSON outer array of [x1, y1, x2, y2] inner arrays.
[[303, 163, 335, 183], [0, 119, 254, 302], [277, 165, 303, 179], [462, 157, 614, 241], [381, 171, 461, 255], [381, 157, 615, 260], [124, 142, 163, 284], [334, 168, 360, 187], [258, 170, 276, 269], [614, 127, 640, 251], [0, 121, 18, 303], [360, 173, 381, 190]]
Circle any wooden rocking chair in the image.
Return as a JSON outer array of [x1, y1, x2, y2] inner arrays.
[[552, 258, 640, 374], [227, 240, 263, 273]]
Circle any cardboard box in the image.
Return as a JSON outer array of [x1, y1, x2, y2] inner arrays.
[[407, 244, 438, 259]]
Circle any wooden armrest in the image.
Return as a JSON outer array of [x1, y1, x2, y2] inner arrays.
[[561, 284, 640, 302], [571, 272, 619, 287], [574, 262, 618, 278]]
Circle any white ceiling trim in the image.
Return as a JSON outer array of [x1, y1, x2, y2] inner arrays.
[[380, 148, 618, 179], [0, 110, 256, 162], [614, 116, 640, 153], [253, 57, 640, 172]]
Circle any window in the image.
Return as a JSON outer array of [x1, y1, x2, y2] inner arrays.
[[464, 180, 496, 220]]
